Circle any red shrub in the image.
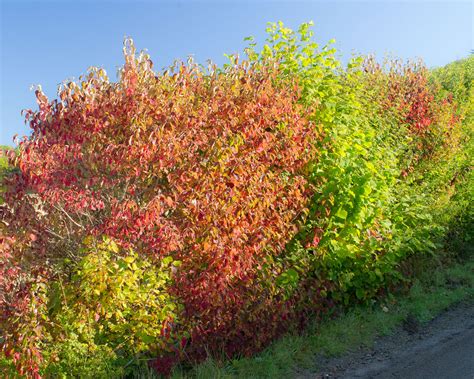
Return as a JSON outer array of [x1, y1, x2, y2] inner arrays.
[[362, 57, 460, 171], [1, 43, 321, 374]]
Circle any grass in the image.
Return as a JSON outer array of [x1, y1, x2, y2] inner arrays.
[[166, 257, 474, 378]]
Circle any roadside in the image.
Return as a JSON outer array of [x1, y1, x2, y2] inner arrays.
[[170, 259, 474, 378], [303, 301, 474, 379]]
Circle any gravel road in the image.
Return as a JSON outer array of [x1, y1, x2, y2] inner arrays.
[[300, 301, 474, 379]]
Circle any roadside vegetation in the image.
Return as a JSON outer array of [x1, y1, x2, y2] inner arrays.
[[0, 22, 472, 378], [169, 260, 474, 378]]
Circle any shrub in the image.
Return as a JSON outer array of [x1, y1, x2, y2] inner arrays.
[[1, 36, 320, 375], [0, 23, 469, 377], [2, 236, 181, 377], [244, 22, 467, 306]]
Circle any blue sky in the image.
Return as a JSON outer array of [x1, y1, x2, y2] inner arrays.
[[1, 0, 472, 146]]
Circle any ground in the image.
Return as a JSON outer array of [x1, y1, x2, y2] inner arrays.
[[297, 301, 474, 379]]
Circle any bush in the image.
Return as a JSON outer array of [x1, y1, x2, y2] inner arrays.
[[1, 35, 320, 376], [1, 236, 183, 377], [1, 24, 470, 377]]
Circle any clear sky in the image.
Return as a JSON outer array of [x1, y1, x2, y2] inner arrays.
[[1, 0, 472, 146]]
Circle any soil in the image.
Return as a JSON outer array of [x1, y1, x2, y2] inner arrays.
[[295, 301, 474, 379]]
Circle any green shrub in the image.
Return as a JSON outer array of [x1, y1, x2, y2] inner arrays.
[[2, 237, 182, 378]]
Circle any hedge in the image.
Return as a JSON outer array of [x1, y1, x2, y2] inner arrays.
[[0, 22, 472, 377]]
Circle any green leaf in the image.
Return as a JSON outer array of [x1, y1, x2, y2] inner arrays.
[[356, 288, 365, 300], [276, 268, 299, 287], [335, 208, 348, 220], [123, 256, 135, 264], [139, 333, 156, 344], [162, 256, 174, 266]]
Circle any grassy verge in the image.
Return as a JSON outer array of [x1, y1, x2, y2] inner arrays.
[[168, 257, 474, 378]]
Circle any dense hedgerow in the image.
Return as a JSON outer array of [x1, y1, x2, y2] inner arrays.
[[0, 23, 471, 377], [429, 56, 474, 259]]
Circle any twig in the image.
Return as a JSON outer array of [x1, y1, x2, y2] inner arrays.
[[53, 204, 85, 229]]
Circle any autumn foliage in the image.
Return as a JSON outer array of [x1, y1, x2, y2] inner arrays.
[[1, 39, 322, 376], [0, 24, 470, 377], [362, 56, 461, 171]]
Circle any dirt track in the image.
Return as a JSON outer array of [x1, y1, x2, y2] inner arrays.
[[300, 301, 474, 379]]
